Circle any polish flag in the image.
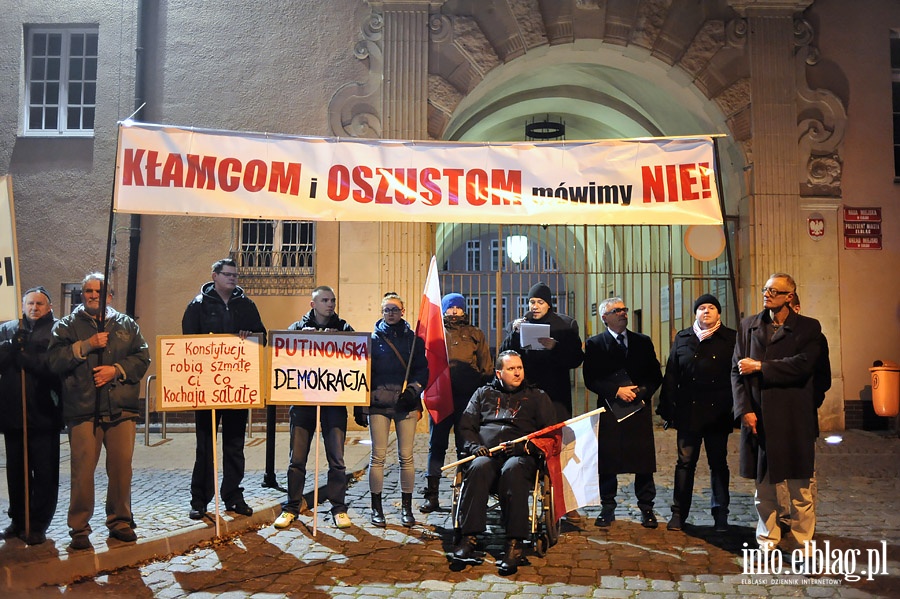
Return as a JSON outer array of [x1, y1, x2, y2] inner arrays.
[[528, 411, 602, 522], [415, 256, 453, 424]]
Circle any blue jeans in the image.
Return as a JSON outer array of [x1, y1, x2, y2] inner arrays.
[[368, 411, 417, 494], [282, 405, 348, 516]]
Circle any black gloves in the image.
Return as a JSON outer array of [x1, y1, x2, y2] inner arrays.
[[397, 386, 421, 412], [471, 445, 491, 457], [12, 328, 30, 350], [501, 441, 525, 457], [353, 407, 368, 428]]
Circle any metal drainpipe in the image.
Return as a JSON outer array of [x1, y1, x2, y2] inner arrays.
[[125, 0, 150, 317]]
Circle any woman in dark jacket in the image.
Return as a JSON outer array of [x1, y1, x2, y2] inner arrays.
[[657, 294, 736, 532], [357, 293, 428, 528]]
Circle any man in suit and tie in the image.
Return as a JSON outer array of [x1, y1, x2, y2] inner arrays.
[[583, 297, 663, 528]]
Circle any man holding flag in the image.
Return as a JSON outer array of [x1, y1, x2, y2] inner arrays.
[[452, 350, 556, 575], [418, 292, 493, 514]]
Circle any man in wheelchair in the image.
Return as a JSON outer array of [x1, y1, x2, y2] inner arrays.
[[452, 350, 556, 575]]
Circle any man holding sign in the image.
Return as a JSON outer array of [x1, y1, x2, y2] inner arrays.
[[182, 258, 266, 520], [274, 285, 355, 530], [49, 274, 150, 551]]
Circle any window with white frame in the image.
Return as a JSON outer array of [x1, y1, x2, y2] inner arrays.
[[467, 296, 480, 329], [491, 295, 508, 330], [466, 240, 481, 271], [517, 295, 530, 317], [490, 238, 503, 270], [239, 219, 315, 270], [24, 26, 98, 136], [541, 247, 558, 272]]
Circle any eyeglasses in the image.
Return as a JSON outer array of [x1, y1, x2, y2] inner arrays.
[[382, 307, 402, 315], [216, 271, 239, 278], [605, 307, 629, 315], [761, 287, 790, 297]]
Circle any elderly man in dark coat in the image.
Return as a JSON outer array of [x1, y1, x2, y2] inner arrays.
[[732, 273, 824, 552], [583, 296, 662, 528]]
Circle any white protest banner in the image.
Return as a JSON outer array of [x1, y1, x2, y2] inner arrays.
[[0, 176, 20, 320], [114, 121, 723, 226], [156, 334, 265, 411], [268, 330, 370, 406]]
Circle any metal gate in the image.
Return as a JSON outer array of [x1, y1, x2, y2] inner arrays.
[[436, 222, 736, 416]]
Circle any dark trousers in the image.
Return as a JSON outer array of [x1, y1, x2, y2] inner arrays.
[[426, 405, 464, 477], [457, 454, 537, 539], [672, 429, 730, 518], [600, 472, 656, 511], [282, 405, 348, 515], [4, 430, 60, 533], [191, 409, 247, 508]]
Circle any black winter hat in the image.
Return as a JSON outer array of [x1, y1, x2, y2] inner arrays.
[[527, 282, 553, 309], [692, 293, 721, 313]]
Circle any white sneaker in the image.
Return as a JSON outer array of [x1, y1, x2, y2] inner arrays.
[[274, 511, 297, 530], [334, 512, 352, 529]]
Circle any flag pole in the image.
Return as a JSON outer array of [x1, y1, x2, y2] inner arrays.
[[441, 406, 606, 472]]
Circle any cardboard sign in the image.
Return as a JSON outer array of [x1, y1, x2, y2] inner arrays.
[[156, 334, 265, 411], [268, 330, 370, 406]]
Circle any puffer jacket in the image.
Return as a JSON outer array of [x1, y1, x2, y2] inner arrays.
[[48, 306, 150, 422], [366, 318, 428, 416]]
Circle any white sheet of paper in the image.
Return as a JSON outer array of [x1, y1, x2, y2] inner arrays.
[[519, 323, 551, 350]]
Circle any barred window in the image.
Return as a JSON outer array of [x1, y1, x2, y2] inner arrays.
[[466, 240, 481, 271], [238, 219, 314, 270], [467, 296, 481, 330], [25, 27, 98, 136]]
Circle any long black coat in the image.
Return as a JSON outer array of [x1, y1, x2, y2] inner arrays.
[[732, 309, 823, 483], [500, 311, 584, 421], [658, 325, 736, 434], [583, 329, 662, 474]]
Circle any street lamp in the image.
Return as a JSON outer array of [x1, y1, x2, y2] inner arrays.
[[506, 235, 529, 264]]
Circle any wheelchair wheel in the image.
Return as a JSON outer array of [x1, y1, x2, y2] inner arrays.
[[541, 472, 559, 548]]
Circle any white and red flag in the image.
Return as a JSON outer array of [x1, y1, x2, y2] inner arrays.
[[528, 411, 602, 522], [415, 256, 453, 424]]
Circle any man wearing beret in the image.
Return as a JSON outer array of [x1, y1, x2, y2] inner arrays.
[[657, 294, 736, 532]]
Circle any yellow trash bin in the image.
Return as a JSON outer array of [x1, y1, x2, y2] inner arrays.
[[869, 360, 900, 417]]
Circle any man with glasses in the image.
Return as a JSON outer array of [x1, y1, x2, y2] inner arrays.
[[182, 258, 266, 520], [583, 297, 662, 529], [733, 273, 824, 554]]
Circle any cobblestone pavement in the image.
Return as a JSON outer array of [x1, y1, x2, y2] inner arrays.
[[0, 425, 898, 598]]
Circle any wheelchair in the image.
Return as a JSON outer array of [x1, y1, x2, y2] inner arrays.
[[449, 443, 559, 557]]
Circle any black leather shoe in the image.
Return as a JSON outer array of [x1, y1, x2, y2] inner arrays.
[[23, 530, 47, 545], [109, 527, 137, 543], [0, 524, 22, 540], [227, 501, 253, 517], [189, 507, 206, 520], [497, 538, 524, 575], [713, 513, 729, 533], [68, 534, 93, 551], [666, 513, 683, 531], [452, 534, 478, 561], [640, 509, 658, 529], [594, 508, 615, 528]]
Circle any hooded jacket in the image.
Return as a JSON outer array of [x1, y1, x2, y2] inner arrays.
[[366, 317, 428, 416]]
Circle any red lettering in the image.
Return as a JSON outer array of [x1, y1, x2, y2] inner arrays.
[[444, 169, 464, 206], [698, 162, 711, 199], [145, 150, 162, 187], [491, 169, 521, 205], [243, 159, 267, 192], [679, 163, 699, 201], [641, 165, 665, 202], [327, 164, 350, 201], [420, 168, 441, 206], [466, 169, 488, 206], [268, 162, 301, 195], [122, 148, 145, 185], [352, 165, 373, 202], [218, 158, 241, 192], [161, 153, 184, 188], [374, 168, 392, 204], [393, 168, 415, 205], [186, 155, 217, 190]]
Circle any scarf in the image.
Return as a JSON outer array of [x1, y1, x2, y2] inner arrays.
[[693, 318, 721, 341]]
